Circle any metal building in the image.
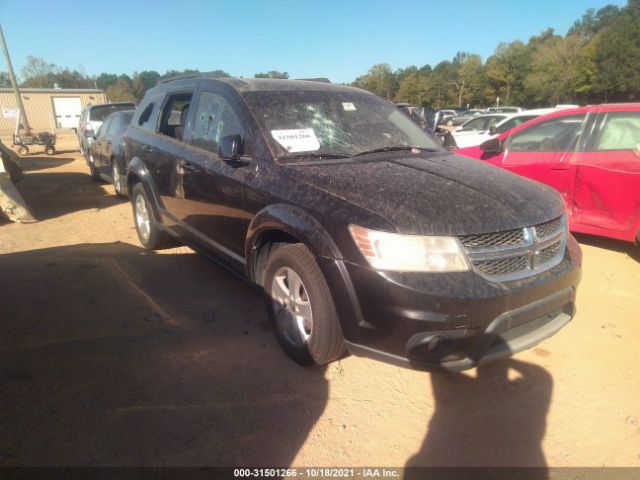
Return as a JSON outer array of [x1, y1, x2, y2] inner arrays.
[[0, 88, 107, 135]]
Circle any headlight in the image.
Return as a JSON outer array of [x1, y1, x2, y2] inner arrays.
[[348, 225, 470, 272]]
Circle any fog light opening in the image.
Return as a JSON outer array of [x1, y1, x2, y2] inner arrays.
[[426, 334, 452, 359]]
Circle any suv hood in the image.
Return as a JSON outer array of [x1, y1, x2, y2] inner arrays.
[[282, 153, 565, 235]]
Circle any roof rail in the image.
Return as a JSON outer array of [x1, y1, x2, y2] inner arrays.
[[295, 78, 331, 83], [157, 73, 201, 85]]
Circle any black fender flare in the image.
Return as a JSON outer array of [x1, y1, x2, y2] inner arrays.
[[127, 157, 163, 223], [245, 204, 342, 281], [245, 204, 367, 340]]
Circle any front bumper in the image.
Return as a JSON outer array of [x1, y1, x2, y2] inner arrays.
[[317, 235, 582, 372]]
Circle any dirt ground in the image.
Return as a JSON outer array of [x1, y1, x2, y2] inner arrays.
[[1, 135, 639, 468]]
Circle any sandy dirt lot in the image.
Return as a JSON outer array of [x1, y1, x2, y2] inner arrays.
[[1, 137, 639, 468]]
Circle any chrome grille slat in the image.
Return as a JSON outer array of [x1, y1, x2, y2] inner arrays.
[[459, 216, 566, 282], [459, 228, 525, 248]]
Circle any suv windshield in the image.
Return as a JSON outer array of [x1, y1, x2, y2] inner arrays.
[[243, 90, 441, 160], [89, 104, 135, 122]]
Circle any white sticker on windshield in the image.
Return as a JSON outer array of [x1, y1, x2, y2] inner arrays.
[[342, 102, 356, 111], [271, 128, 320, 153]]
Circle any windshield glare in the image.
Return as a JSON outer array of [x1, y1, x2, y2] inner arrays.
[[243, 90, 441, 160]]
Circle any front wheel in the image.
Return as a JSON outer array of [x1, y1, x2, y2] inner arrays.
[[17, 146, 28, 156], [264, 243, 346, 366], [45, 146, 56, 155]]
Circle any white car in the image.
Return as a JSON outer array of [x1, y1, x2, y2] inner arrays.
[[451, 108, 569, 149]]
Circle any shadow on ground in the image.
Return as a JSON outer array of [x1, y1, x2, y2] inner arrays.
[[405, 360, 551, 477], [0, 242, 328, 466], [10, 171, 122, 221], [574, 232, 640, 262], [17, 156, 75, 172]]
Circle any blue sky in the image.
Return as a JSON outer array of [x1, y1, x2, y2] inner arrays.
[[0, 0, 626, 84]]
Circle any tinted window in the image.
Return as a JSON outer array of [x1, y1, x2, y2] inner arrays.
[[506, 114, 586, 152], [116, 111, 134, 134], [96, 118, 112, 138], [158, 92, 193, 140], [462, 115, 505, 131], [495, 115, 538, 134], [138, 103, 156, 131], [192, 92, 245, 153], [592, 111, 640, 151], [89, 104, 135, 122]]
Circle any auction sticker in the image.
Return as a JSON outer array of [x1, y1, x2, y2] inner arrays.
[[271, 128, 320, 152]]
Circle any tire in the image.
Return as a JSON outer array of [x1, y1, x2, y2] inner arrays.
[[88, 153, 100, 181], [111, 160, 125, 198], [45, 146, 55, 155], [17, 146, 28, 156], [264, 243, 346, 366], [131, 182, 177, 250]]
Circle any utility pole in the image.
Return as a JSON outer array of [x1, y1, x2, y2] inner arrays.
[[0, 23, 31, 135]]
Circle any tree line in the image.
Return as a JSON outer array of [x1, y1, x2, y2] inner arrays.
[[354, 1, 640, 108], [0, 59, 290, 102], [1, 1, 638, 108]]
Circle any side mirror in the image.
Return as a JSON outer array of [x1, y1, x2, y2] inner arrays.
[[480, 137, 502, 154], [218, 134, 242, 159], [489, 125, 497, 135]]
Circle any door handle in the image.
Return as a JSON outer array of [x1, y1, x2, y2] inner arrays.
[[142, 146, 153, 153], [179, 159, 195, 171]]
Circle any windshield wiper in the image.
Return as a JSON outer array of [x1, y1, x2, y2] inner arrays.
[[278, 153, 351, 160], [353, 145, 440, 157]]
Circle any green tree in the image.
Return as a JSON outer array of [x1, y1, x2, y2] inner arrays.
[[96, 73, 118, 91], [394, 73, 429, 105], [591, 6, 640, 101], [20, 55, 56, 81], [106, 77, 136, 102], [524, 33, 584, 105], [0, 72, 10, 88], [132, 70, 161, 100], [353, 63, 398, 99], [485, 41, 529, 105], [254, 71, 289, 79]]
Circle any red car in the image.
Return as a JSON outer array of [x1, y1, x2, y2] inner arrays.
[[455, 104, 640, 243]]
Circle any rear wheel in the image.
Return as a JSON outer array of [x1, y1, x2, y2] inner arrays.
[[45, 146, 55, 155], [17, 146, 28, 156], [264, 243, 346, 366], [131, 183, 176, 250], [112, 161, 124, 197], [88, 153, 100, 181]]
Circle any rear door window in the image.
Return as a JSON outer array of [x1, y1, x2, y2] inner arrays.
[[591, 111, 640, 151], [158, 92, 193, 140]]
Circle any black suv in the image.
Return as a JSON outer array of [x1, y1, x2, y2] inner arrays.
[[124, 75, 582, 371]]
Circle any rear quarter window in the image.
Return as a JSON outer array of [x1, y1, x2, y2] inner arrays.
[[89, 104, 135, 122]]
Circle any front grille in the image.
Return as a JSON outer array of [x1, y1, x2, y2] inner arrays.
[[474, 255, 529, 276], [459, 216, 566, 282], [535, 218, 562, 239], [459, 228, 525, 249], [538, 241, 562, 264]]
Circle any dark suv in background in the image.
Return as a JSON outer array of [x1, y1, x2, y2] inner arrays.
[[123, 75, 582, 371], [78, 102, 136, 159]]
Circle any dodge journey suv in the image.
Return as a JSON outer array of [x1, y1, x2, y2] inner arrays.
[[124, 74, 582, 371]]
